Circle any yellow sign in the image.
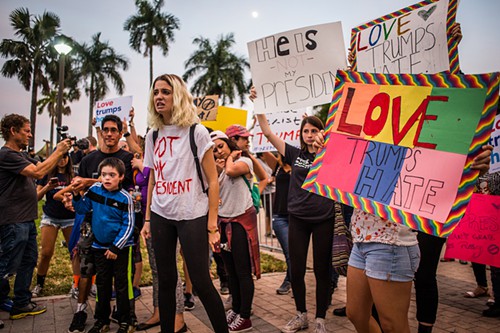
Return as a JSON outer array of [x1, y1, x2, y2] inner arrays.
[[202, 106, 247, 132]]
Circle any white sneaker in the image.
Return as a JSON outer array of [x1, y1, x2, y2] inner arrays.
[[31, 284, 43, 298], [282, 312, 308, 333], [314, 318, 327, 333]]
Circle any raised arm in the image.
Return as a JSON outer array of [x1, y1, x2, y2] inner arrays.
[[255, 114, 285, 156], [20, 139, 71, 179]]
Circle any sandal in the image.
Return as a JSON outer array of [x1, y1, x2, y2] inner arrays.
[[464, 286, 489, 298]]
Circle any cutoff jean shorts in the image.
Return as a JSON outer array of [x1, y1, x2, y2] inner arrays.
[[40, 213, 74, 229], [348, 242, 420, 282]]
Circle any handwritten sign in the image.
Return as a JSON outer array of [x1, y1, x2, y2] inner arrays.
[[201, 106, 247, 132], [251, 109, 305, 153], [94, 95, 133, 127], [303, 70, 499, 237], [194, 95, 219, 121], [444, 194, 500, 266], [248, 22, 347, 114], [350, 0, 459, 74], [489, 113, 500, 173]]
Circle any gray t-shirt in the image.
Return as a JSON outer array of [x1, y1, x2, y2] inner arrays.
[[218, 156, 254, 218], [0, 146, 38, 225]]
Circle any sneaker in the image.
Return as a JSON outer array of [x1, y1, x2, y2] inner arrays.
[[282, 312, 308, 333], [69, 286, 79, 300], [276, 281, 291, 295], [111, 305, 119, 323], [0, 298, 13, 312], [0, 319, 3, 329], [87, 320, 110, 333], [483, 304, 500, 317], [333, 306, 346, 317], [10, 301, 47, 320], [68, 310, 87, 333], [224, 294, 233, 311], [228, 314, 252, 332], [314, 318, 327, 333], [133, 286, 142, 300], [117, 322, 135, 333], [31, 284, 43, 298], [184, 293, 195, 311], [226, 309, 238, 325], [90, 284, 97, 298], [220, 282, 230, 295]]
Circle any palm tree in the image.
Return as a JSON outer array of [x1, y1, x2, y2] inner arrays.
[[183, 33, 250, 106], [124, 0, 180, 86], [0, 8, 61, 146], [74, 33, 129, 136]]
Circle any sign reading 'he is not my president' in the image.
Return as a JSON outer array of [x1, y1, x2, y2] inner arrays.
[[248, 22, 347, 114]]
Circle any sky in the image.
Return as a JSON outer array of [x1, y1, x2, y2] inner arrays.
[[0, 0, 499, 150]]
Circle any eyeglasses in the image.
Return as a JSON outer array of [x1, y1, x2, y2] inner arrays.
[[102, 127, 119, 133]]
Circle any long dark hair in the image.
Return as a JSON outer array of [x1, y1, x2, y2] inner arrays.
[[215, 137, 250, 159], [47, 154, 73, 185], [299, 116, 324, 151]]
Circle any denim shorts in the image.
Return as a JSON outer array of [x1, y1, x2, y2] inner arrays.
[[40, 214, 74, 229], [348, 242, 420, 282]]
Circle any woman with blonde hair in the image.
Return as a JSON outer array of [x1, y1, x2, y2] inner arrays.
[[141, 74, 228, 333]]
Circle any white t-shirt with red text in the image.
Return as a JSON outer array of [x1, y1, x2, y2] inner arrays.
[[144, 124, 214, 221]]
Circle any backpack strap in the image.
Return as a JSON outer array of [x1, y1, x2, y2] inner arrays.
[[153, 130, 159, 146], [189, 124, 207, 194]]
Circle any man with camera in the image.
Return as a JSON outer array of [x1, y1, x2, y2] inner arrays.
[[0, 114, 71, 320]]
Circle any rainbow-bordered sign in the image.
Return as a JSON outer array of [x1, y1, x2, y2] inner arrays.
[[303, 70, 499, 237]]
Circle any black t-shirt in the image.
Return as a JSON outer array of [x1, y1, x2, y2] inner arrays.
[[0, 146, 38, 225], [38, 173, 75, 219], [284, 143, 335, 222], [78, 149, 134, 190], [273, 164, 290, 215]]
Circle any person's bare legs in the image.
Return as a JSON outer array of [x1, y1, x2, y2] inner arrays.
[[133, 262, 143, 288], [346, 266, 382, 333], [175, 313, 186, 331], [36, 226, 59, 276]]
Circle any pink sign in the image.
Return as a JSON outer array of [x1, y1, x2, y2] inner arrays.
[[444, 193, 500, 267]]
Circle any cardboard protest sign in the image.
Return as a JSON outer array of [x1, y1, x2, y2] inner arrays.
[[248, 22, 347, 114], [94, 96, 133, 127], [444, 193, 500, 267], [201, 106, 247, 132], [489, 113, 500, 173], [350, 0, 459, 75], [194, 95, 218, 121], [251, 109, 305, 153], [303, 70, 499, 237]]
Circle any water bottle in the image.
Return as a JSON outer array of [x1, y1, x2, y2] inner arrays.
[[133, 185, 142, 213]]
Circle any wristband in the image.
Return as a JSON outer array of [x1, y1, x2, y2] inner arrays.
[[123, 132, 131, 137], [144, 219, 150, 223], [129, 122, 134, 127], [207, 229, 219, 234]]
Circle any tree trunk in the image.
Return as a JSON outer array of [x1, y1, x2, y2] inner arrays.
[[49, 114, 54, 152], [29, 69, 39, 148], [88, 77, 95, 137], [149, 46, 153, 87]]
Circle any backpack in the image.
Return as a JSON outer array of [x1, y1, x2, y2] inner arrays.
[[152, 124, 207, 194], [241, 176, 261, 213]]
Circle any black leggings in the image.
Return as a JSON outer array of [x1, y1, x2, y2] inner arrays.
[[151, 212, 228, 333], [414, 231, 446, 324], [289, 215, 333, 319], [220, 222, 254, 319]]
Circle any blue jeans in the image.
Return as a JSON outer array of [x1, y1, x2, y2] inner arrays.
[[0, 221, 38, 307], [272, 214, 291, 282]]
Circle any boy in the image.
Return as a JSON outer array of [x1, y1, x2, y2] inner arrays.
[[72, 157, 135, 333]]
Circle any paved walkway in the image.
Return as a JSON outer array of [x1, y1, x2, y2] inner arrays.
[[0, 259, 498, 333]]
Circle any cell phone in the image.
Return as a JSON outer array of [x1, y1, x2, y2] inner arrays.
[[49, 177, 59, 185]]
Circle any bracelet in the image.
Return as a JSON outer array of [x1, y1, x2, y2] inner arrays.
[[144, 220, 150, 223], [207, 229, 219, 234], [123, 132, 131, 137], [129, 122, 134, 127]]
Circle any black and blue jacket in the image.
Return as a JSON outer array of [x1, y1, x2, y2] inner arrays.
[[73, 183, 135, 254]]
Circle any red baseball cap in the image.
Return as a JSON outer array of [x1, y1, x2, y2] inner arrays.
[[225, 125, 252, 138]]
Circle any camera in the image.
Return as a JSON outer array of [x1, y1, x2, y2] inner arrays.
[[74, 138, 89, 150], [56, 126, 77, 141]]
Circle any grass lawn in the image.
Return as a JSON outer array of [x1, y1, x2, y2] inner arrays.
[[27, 201, 286, 297]]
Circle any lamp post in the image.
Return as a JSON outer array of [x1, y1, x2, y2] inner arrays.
[[54, 42, 72, 143]]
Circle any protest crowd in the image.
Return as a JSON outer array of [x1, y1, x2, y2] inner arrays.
[[1, 1, 499, 333]]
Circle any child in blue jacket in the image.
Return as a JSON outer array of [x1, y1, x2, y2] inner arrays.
[[72, 157, 135, 333]]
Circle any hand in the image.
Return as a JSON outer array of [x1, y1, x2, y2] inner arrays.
[[208, 231, 220, 252], [268, 176, 275, 185], [131, 156, 143, 170], [249, 86, 257, 102], [70, 176, 87, 193], [104, 250, 117, 260], [229, 150, 242, 160], [471, 145, 492, 176], [129, 107, 135, 121], [450, 22, 462, 44], [215, 158, 225, 173], [347, 48, 355, 67], [312, 130, 325, 153], [45, 181, 58, 191], [56, 139, 71, 154], [141, 222, 151, 240], [62, 192, 75, 212], [122, 117, 128, 133], [92, 117, 97, 127]]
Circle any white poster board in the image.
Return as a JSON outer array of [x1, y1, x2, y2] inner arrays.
[[95, 95, 133, 127], [490, 113, 500, 173], [352, 0, 450, 74], [251, 109, 304, 153], [248, 22, 347, 114]]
